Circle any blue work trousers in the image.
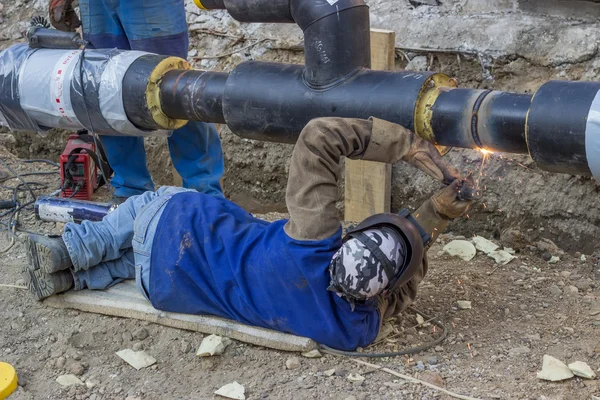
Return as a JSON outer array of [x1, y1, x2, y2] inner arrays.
[[79, 0, 224, 198], [63, 187, 194, 296]]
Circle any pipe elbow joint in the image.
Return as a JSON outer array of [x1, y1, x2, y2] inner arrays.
[[290, 0, 368, 30]]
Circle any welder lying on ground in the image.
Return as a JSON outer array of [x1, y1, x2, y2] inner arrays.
[[23, 117, 472, 351]]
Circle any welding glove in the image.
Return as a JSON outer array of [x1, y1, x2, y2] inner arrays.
[[403, 134, 461, 183], [431, 179, 472, 219], [414, 179, 473, 245], [49, 0, 81, 32]]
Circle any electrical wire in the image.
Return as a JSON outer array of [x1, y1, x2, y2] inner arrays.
[[0, 156, 37, 200], [22, 159, 60, 168], [319, 307, 448, 358]]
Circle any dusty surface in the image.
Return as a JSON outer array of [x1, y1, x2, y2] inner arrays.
[[1, 146, 600, 400]]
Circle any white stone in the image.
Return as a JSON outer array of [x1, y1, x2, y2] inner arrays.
[[286, 357, 301, 370], [324, 369, 336, 377], [214, 382, 245, 400], [196, 335, 232, 357], [457, 300, 472, 310], [116, 349, 157, 370], [504, 247, 516, 255], [56, 374, 83, 387], [347, 373, 365, 383], [537, 355, 574, 381], [488, 250, 516, 265], [301, 349, 322, 358], [472, 236, 499, 254], [568, 361, 596, 379], [581, 254, 587, 262], [443, 240, 476, 261], [548, 256, 561, 264]]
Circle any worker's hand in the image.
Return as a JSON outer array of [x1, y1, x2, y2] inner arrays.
[[49, 0, 81, 32], [431, 179, 472, 219], [404, 134, 461, 183]]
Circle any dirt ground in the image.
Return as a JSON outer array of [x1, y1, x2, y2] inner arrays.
[[0, 145, 599, 400]]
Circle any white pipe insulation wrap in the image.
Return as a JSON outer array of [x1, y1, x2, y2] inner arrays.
[[0, 44, 171, 137], [586, 90, 600, 181]]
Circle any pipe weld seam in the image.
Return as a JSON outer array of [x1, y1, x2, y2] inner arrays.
[[471, 89, 492, 149]]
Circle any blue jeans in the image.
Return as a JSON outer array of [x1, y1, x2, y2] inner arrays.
[[79, 0, 225, 198], [63, 187, 194, 298]]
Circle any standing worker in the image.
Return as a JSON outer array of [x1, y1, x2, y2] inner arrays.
[[23, 116, 473, 351], [49, 0, 225, 200]]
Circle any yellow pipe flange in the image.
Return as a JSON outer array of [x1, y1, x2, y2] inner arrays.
[[0, 362, 18, 400], [146, 57, 193, 131], [414, 73, 458, 155], [194, 0, 207, 9]]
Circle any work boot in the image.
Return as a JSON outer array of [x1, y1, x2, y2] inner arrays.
[[24, 269, 74, 301], [25, 233, 72, 274]]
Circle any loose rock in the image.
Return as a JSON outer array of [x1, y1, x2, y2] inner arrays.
[[488, 250, 516, 265], [472, 236, 499, 253], [56, 356, 66, 369], [548, 256, 560, 264], [420, 371, 444, 387], [508, 347, 531, 356], [116, 349, 157, 370], [427, 356, 438, 365], [549, 285, 563, 296], [347, 373, 365, 383], [68, 362, 85, 376], [56, 374, 84, 387], [214, 381, 245, 400], [131, 328, 149, 341], [286, 357, 301, 370], [132, 342, 144, 351], [180, 340, 192, 354], [537, 355, 574, 381], [196, 335, 232, 357], [560, 271, 571, 279], [565, 285, 579, 296], [568, 361, 596, 379], [85, 378, 99, 389], [122, 332, 133, 342], [301, 349, 322, 358], [443, 240, 476, 261], [457, 300, 472, 310], [324, 368, 336, 377]]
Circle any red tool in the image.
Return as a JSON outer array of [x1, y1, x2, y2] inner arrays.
[[60, 134, 98, 200]]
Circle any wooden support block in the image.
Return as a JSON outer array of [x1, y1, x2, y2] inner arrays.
[[344, 29, 395, 221]]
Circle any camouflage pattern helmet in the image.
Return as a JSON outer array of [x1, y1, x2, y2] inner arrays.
[[328, 226, 406, 307]]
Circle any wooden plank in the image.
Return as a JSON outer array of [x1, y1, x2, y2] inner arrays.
[[44, 280, 317, 352], [344, 29, 395, 221]]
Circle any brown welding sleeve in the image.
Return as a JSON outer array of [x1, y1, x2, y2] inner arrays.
[[284, 117, 416, 241]]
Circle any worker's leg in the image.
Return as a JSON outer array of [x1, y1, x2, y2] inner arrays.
[[64, 187, 192, 290], [117, 0, 225, 195], [79, 0, 155, 198]]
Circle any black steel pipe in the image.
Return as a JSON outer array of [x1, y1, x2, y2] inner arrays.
[[160, 70, 228, 124], [431, 89, 531, 154], [197, 0, 370, 88], [221, 62, 434, 143]]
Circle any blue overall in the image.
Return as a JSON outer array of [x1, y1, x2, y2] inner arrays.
[[149, 192, 381, 350], [78, 0, 224, 197]]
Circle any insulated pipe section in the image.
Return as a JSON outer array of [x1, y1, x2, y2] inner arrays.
[[196, 0, 370, 87], [527, 80, 600, 177], [160, 70, 228, 124], [222, 62, 439, 143]]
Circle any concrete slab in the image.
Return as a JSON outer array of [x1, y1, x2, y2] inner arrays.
[[44, 280, 318, 353]]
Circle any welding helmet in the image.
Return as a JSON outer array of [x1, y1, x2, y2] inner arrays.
[[328, 211, 427, 307]]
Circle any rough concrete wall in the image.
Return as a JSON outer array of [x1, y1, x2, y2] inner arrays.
[[2, 0, 600, 252]]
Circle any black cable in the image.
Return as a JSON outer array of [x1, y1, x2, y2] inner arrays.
[[23, 159, 59, 168], [319, 307, 448, 358], [0, 157, 37, 200]]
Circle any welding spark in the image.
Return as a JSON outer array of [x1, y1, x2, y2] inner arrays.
[[467, 343, 474, 358], [479, 148, 493, 155]]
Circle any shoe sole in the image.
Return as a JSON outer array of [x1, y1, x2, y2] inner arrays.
[[25, 236, 61, 274], [24, 268, 54, 301]]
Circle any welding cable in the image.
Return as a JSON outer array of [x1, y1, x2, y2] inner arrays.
[[22, 159, 60, 168], [319, 307, 448, 358], [0, 157, 37, 200]]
